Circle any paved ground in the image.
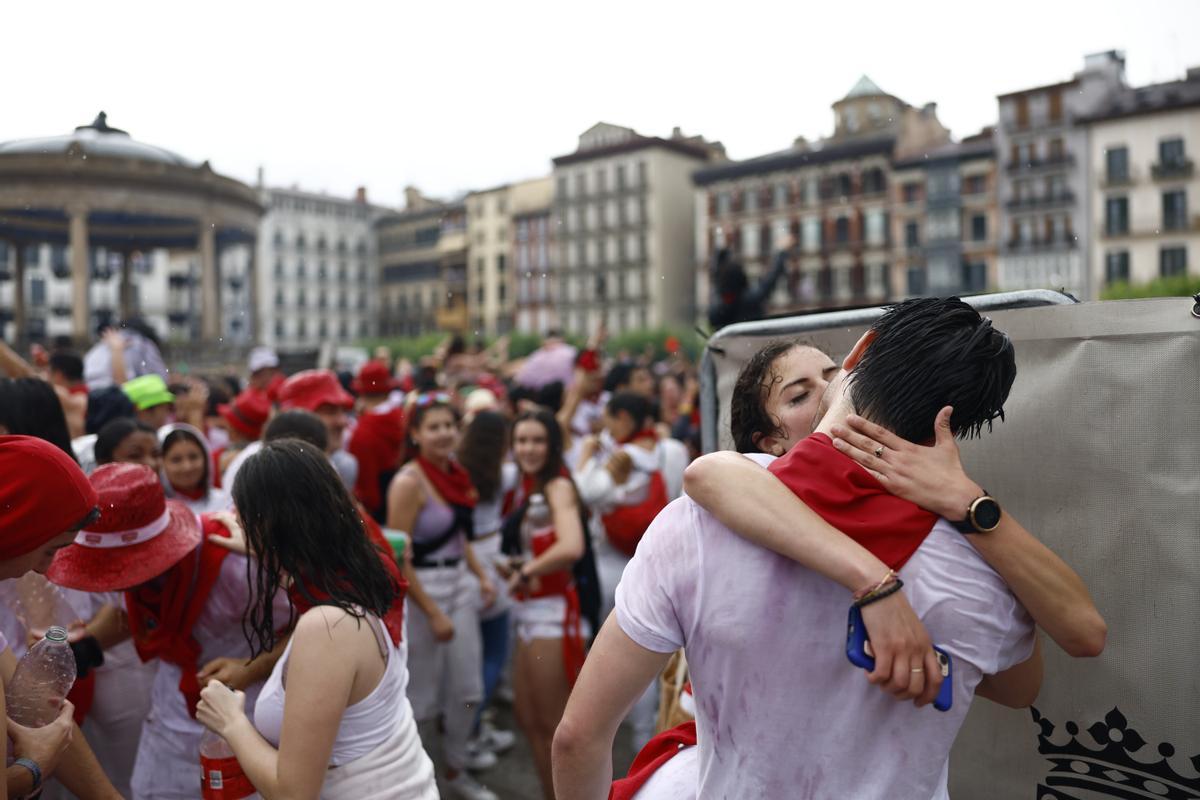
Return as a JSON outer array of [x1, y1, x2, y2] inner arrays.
[[427, 704, 637, 799]]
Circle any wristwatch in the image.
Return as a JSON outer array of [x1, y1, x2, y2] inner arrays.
[[952, 492, 1002, 534]]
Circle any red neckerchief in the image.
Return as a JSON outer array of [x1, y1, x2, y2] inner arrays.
[[609, 722, 698, 800], [618, 428, 659, 446], [768, 433, 938, 570], [288, 505, 408, 647], [68, 384, 89, 396], [416, 456, 477, 508], [211, 447, 226, 489], [171, 483, 207, 501], [125, 515, 233, 718]]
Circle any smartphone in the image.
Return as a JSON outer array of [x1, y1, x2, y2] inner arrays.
[[846, 605, 953, 712]]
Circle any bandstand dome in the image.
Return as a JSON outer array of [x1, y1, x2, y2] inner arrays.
[[0, 112, 263, 343]]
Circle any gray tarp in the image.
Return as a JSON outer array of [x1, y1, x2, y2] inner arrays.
[[700, 294, 1200, 797]]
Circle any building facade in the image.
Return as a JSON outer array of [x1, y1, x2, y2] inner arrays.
[[465, 184, 512, 335], [376, 188, 458, 338], [511, 177, 556, 334], [995, 51, 1126, 299], [553, 123, 723, 336], [258, 184, 384, 349], [437, 204, 469, 333], [891, 131, 999, 298], [693, 77, 950, 317], [1081, 67, 1200, 293]]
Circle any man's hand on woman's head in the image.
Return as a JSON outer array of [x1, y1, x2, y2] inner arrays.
[[830, 406, 983, 521]]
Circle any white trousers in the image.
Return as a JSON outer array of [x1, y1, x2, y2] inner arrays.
[[405, 564, 484, 771]]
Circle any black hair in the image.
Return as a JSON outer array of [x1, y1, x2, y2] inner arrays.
[[0, 378, 76, 460], [447, 335, 466, 357], [458, 410, 508, 502], [604, 362, 645, 394], [849, 297, 1016, 443], [232, 439, 400, 657], [85, 386, 136, 434], [606, 391, 655, 430], [205, 382, 231, 418], [161, 427, 210, 491], [730, 340, 808, 454], [512, 409, 567, 492], [95, 418, 157, 464], [48, 351, 84, 383], [264, 410, 328, 451], [402, 397, 459, 464], [121, 318, 163, 351], [413, 365, 439, 393]]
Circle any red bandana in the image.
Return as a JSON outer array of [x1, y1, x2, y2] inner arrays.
[[618, 428, 659, 447], [171, 484, 207, 501], [416, 456, 477, 509], [768, 433, 938, 570], [287, 504, 408, 647]]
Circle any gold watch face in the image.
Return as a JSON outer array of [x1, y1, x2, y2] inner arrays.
[[970, 497, 1002, 532]]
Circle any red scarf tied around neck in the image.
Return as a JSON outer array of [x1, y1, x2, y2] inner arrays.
[[618, 428, 659, 447], [288, 505, 409, 647], [416, 456, 477, 508]]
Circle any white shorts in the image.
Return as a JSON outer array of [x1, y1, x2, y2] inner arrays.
[[512, 595, 592, 643]]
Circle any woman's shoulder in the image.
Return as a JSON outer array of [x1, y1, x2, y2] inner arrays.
[[389, 464, 426, 494], [543, 475, 578, 504], [293, 604, 373, 645]]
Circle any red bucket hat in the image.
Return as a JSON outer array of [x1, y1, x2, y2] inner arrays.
[[0, 436, 98, 561], [278, 369, 354, 412], [217, 390, 272, 441], [48, 463, 202, 593], [352, 361, 398, 395]]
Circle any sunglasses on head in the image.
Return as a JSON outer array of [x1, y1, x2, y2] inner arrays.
[[413, 392, 452, 408]]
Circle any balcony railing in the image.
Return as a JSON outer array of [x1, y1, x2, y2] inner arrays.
[[1102, 171, 1133, 188], [1005, 191, 1076, 211], [1005, 237, 1078, 252], [1006, 153, 1075, 174], [1152, 160, 1194, 181]]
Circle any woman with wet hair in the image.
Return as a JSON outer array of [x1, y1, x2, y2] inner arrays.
[[194, 439, 436, 798]]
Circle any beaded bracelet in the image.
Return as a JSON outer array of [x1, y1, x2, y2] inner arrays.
[[854, 578, 905, 609]]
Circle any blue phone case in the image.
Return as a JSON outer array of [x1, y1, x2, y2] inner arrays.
[[846, 605, 953, 712]]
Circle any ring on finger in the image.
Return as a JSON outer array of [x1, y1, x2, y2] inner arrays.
[[910, 667, 924, 673], [874, 446, 885, 458]]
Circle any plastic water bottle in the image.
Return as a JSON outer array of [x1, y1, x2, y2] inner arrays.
[[5, 626, 76, 727], [200, 728, 257, 799], [521, 494, 553, 554], [8, 573, 83, 642]]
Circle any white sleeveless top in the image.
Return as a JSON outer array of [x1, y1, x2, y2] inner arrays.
[[253, 610, 411, 766]]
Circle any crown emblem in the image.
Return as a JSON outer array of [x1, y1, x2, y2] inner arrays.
[[1032, 706, 1200, 799]]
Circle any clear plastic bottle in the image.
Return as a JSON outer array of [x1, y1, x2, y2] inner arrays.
[[199, 728, 258, 799], [521, 493, 554, 555], [8, 572, 82, 641], [5, 626, 77, 727]]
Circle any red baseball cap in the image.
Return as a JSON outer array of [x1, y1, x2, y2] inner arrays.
[[218, 389, 272, 441], [0, 436, 98, 561], [352, 361, 399, 395], [48, 463, 202, 592], [277, 369, 354, 412]]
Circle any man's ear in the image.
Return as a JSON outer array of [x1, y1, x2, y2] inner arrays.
[[842, 330, 876, 371]]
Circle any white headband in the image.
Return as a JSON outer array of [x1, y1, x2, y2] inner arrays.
[[75, 508, 171, 549]]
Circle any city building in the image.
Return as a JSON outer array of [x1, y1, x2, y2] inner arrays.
[[437, 203, 469, 334], [0, 113, 261, 346], [693, 77, 951, 316], [1081, 67, 1200, 292], [257, 182, 385, 349], [553, 123, 724, 336], [511, 177, 556, 334], [376, 188, 459, 338], [891, 129, 999, 298], [465, 176, 553, 335], [995, 51, 1127, 299]]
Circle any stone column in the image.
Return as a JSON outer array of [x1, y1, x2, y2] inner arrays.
[[199, 220, 219, 340], [68, 207, 90, 342], [246, 239, 259, 341], [118, 250, 134, 320], [12, 240, 26, 344]]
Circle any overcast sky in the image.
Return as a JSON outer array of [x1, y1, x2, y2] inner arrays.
[[3, 1, 1197, 208]]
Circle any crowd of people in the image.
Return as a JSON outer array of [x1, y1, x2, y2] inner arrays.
[[0, 296, 1106, 799]]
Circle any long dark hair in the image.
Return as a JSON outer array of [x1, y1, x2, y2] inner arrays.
[[161, 427, 209, 490], [458, 411, 508, 502], [0, 378, 75, 460], [232, 439, 399, 656], [512, 408, 566, 493], [730, 340, 806, 454], [95, 418, 156, 464]]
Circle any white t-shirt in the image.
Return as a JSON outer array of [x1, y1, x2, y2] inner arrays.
[[615, 456, 1034, 800]]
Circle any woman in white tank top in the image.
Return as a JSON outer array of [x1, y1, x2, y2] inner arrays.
[[195, 439, 437, 799]]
